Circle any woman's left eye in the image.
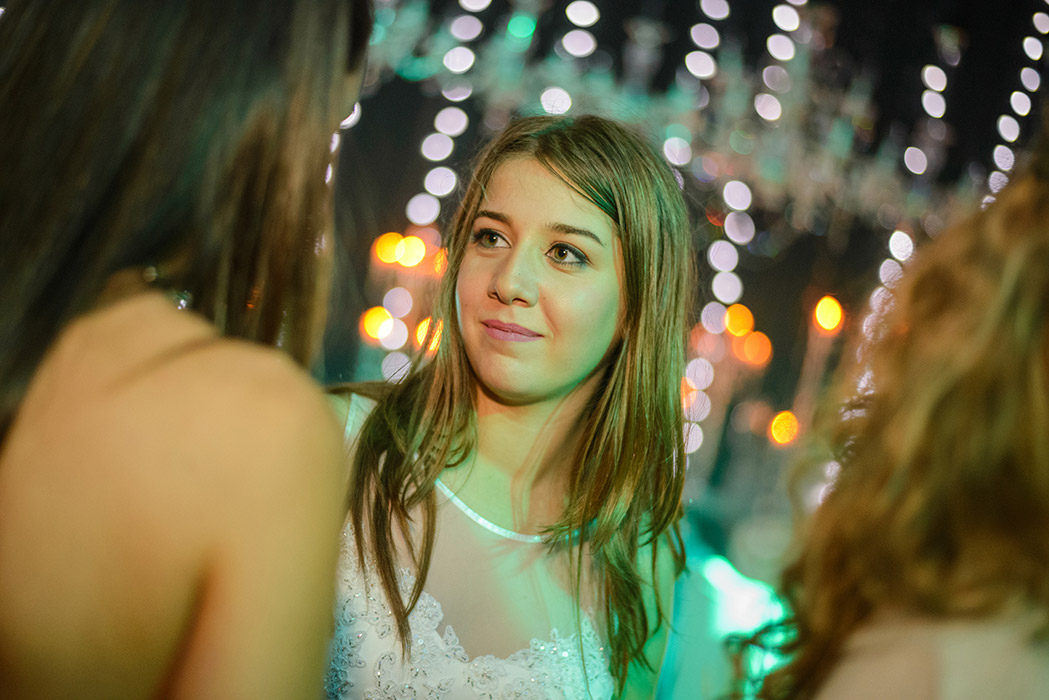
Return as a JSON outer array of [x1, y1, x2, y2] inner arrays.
[[547, 244, 587, 267]]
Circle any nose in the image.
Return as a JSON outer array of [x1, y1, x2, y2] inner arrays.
[[489, 248, 539, 306]]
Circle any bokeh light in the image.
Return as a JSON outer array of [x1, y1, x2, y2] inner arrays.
[[381, 352, 411, 383], [507, 14, 537, 40], [708, 240, 739, 272], [989, 171, 1010, 193], [540, 86, 572, 114], [566, 0, 600, 27], [1021, 67, 1041, 92], [562, 29, 597, 57], [443, 46, 476, 74], [415, 317, 444, 352], [740, 332, 773, 366], [998, 114, 1021, 142], [921, 90, 946, 118], [442, 81, 474, 102], [450, 15, 484, 42], [813, 296, 843, 333], [724, 211, 756, 244], [702, 301, 728, 334], [663, 137, 692, 166], [435, 106, 469, 136], [888, 230, 914, 262], [424, 166, 458, 197], [701, 0, 730, 21], [362, 306, 393, 340], [994, 145, 1016, 171], [375, 232, 403, 264], [768, 410, 800, 446], [459, 0, 491, 10], [340, 103, 362, 129], [879, 258, 903, 286], [767, 34, 795, 61], [762, 65, 792, 93], [712, 271, 743, 304], [754, 93, 783, 121], [1024, 36, 1044, 61], [1011, 90, 1032, 116], [395, 235, 428, 267], [686, 392, 713, 422], [1035, 12, 1049, 34], [903, 147, 928, 175], [685, 51, 717, 79], [406, 194, 440, 225], [691, 23, 720, 49], [723, 180, 753, 210], [772, 5, 801, 32], [379, 318, 409, 350], [421, 133, 454, 161], [724, 303, 754, 337], [684, 422, 705, 453], [686, 358, 716, 391], [921, 65, 947, 91], [383, 287, 413, 318]]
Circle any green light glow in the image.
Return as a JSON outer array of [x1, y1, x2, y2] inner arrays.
[[507, 14, 537, 40]]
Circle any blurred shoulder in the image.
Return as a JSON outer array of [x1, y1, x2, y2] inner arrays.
[[326, 384, 381, 445]]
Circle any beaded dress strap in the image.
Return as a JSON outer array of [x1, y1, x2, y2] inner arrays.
[[434, 478, 544, 544]]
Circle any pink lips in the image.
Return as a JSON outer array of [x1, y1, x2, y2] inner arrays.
[[482, 319, 541, 342]]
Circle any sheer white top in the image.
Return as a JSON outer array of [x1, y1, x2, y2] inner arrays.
[[324, 394, 615, 700]]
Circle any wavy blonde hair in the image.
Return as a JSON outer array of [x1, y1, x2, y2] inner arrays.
[[756, 159, 1049, 698], [338, 115, 694, 691]]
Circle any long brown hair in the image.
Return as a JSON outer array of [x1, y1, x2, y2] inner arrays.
[[0, 0, 373, 441], [755, 152, 1049, 698], [339, 115, 694, 690]]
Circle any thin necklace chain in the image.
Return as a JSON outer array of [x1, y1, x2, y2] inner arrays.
[[434, 478, 545, 544]]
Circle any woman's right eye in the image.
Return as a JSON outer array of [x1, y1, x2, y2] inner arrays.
[[471, 229, 506, 248]]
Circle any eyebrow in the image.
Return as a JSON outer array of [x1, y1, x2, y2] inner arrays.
[[475, 209, 606, 248]]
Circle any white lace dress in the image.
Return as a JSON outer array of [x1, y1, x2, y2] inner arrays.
[[324, 536, 614, 700]]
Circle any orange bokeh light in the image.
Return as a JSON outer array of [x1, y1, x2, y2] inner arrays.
[[814, 295, 844, 333], [415, 317, 443, 353], [434, 248, 448, 275], [374, 232, 403, 264], [768, 410, 800, 446], [742, 331, 772, 367], [361, 306, 392, 340], [724, 304, 754, 337], [396, 236, 427, 267], [681, 376, 698, 410]]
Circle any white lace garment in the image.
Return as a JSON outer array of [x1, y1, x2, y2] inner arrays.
[[324, 505, 615, 700]]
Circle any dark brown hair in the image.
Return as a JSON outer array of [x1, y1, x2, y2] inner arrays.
[[338, 115, 694, 691], [0, 0, 373, 441]]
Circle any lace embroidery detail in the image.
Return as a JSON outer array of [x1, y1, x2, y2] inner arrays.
[[326, 528, 614, 700]]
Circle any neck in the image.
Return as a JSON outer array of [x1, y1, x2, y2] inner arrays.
[[442, 377, 600, 532]]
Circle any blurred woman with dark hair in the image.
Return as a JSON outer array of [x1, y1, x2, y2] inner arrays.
[[0, 0, 372, 696], [751, 122, 1049, 699]]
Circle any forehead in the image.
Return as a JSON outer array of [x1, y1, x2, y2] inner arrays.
[[479, 157, 615, 233]]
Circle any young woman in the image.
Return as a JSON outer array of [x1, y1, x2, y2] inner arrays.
[[0, 1, 372, 697], [751, 133, 1049, 698], [327, 115, 695, 699]]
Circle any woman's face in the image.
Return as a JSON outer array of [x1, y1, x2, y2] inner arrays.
[[455, 157, 624, 406]]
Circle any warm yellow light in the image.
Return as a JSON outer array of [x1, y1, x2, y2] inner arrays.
[[434, 248, 448, 275], [724, 303, 754, 337], [769, 410, 800, 446], [374, 232, 403, 264], [396, 236, 427, 267], [742, 331, 772, 367], [415, 317, 442, 352], [361, 306, 393, 340], [681, 376, 698, 410], [814, 295, 843, 333]]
